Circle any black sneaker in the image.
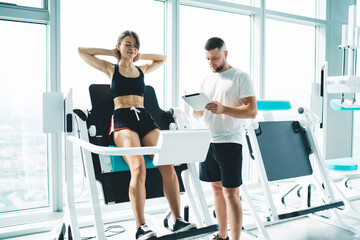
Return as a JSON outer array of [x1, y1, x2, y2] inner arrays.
[[173, 217, 197, 232], [135, 224, 157, 240], [212, 233, 229, 240]]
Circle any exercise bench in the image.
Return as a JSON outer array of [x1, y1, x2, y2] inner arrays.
[[52, 84, 218, 239]]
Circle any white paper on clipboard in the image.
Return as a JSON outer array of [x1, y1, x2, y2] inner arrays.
[[182, 92, 212, 111]]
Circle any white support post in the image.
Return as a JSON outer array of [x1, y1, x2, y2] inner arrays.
[[303, 119, 336, 202], [64, 136, 81, 240], [63, 90, 81, 240], [186, 163, 213, 226], [48, 0, 63, 214], [76, 118, 107, 240], [347, 5, 357, 75], [302, 114, 360, 236], [241, 185, 271, 240], [252, 0, 265, 99], [246, 122, 279, 221], [182, 170, 205, 227], [165, 0, 180, 109]]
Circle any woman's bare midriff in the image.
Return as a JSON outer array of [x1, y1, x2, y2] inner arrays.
[[113, 95, 144, 109]]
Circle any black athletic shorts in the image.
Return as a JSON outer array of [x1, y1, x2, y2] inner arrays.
[[109, 107, 160, 141], [199, 143, 243, 188]]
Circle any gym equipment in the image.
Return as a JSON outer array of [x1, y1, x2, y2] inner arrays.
[[310, 4, 360, 196], [325, 5, 360, 111], [44, 84, 218, 240], [240, 103, 360, 239]]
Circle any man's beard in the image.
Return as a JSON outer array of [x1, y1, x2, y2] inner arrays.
[[212, 60, 226, 72]]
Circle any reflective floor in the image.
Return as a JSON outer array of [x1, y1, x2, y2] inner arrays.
[[6, 179, 360, 240]]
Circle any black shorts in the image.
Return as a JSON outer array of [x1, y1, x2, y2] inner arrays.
[[109, 108, 160, 141], [199, 143, 243, 188]]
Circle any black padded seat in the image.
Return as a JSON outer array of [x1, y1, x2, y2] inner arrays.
[[86, 84, 186, 204], [254, 121, 313, 181]]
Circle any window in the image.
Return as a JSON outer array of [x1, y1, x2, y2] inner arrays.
[[0, 20, 47, 213], [61, 0, 165, 203], [218, 0, 260, 7], [265, 19, 316, 118], [266, 0, 326, 19], [179, 5, 251, 106], [61, 0, 165, 109], [0, 0, 42, 8]]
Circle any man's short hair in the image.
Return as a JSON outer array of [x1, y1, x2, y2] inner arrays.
[[204, 37, 225, 51]]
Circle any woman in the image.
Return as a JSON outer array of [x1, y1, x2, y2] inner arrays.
[[78, 30, 196, 240]]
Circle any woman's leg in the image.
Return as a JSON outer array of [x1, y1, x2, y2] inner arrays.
[[141, 129, 181, 220], [113, 129, 147, 229]]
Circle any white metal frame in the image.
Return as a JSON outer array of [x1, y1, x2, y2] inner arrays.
[[165, 0, 180, 109], [62, 90, 214, 239], [322, 59, 360, 198], [47, 0, 63, 215], [241, 112, 360, 239]]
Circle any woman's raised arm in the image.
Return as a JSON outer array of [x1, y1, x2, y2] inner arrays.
[[136, 53, 166, 74], [78, 47, 117, 79]]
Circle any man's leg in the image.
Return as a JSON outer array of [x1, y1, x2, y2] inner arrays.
[[212, 181, 228, 239], [216, 143, 243, 240], [223, 187, 242, 240]]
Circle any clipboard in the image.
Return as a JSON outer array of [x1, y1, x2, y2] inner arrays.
[[182, 92, 212, 111]]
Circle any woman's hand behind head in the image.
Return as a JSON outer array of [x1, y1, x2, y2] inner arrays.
[[113, 48, 121, 62], [133, 53, 141, 62]]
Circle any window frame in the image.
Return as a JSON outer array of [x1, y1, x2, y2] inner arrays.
[[0, 0, 62, 231], [0, 0, 347, 238], [0, 1, 48, 22], [177, 0, 326, 98]]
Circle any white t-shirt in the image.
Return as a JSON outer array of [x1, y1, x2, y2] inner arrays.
[[200, 67, 255, 144]]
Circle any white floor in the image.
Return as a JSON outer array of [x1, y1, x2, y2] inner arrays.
[[6, 203, 360, 239], [6, 210, 360, 240], [4, 180, 360, 240]]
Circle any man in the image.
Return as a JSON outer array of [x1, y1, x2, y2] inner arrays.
[[193, 37, 257, 240]]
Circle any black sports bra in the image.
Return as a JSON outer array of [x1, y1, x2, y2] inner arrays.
[[111, 64, 145, 99]]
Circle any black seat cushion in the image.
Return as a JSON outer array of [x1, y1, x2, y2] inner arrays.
[[86, 84, 185, 204], [254, 121, 313, 181]]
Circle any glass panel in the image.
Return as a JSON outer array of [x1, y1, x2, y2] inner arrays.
[[0, 21, 47, 213], [0, 0, 42, 8], [265, 19, 315, 119], [266, 0, 325, 19], [179, 5, 251, 105], [218, 0, 260, 7], [61, 0, 165, 203]]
